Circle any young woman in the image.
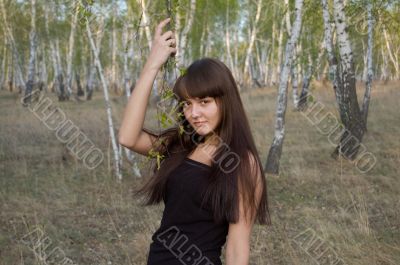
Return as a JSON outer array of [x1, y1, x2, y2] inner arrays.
[[119, 18, 271, 265]]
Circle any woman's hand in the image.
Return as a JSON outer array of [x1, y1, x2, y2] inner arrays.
[[144, 18, 177, 71]]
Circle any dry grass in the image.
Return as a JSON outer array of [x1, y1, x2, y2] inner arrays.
[[0, 80, 399, 265]]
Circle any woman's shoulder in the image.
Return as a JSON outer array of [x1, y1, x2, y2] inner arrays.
[[242, 151, 263, 181]]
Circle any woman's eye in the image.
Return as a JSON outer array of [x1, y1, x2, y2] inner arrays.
[[200, 100, 208, 104]]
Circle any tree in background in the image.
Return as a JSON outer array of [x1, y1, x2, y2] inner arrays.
[[265, 0, 304, 174]]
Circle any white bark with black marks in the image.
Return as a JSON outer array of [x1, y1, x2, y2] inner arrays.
[[298, 39, 324, 109], [44, 4, 57, 89], [285, 0, 300, 108], [382, 27, 399, 79], [86, 21, 122, 180], [331, 0, 365, 159], [291, 59, 299, 108], [40, 45, 48, 90], [361, 2, 374, 129], [177, 0, 196, 67], [86, 18, 105, 101], [122, 23, 142, 177], [55, 39, 67, 100], [272, 17, 285, 86], [0, 39, 7, 89], [139, 0, 152, 50], [23, 0, 37, 105], [265, 7, 277, 86], [265, 0, 304, 174], [111, 3, 119, 94], [380, 41, 388, 80], [0, 0, 25, 91], [321, 0, 340, 99], [66, 1, 79, 99], [243, 0, 262, 84], [44, 3, 66, 100], [225, 0, 235, 79], [122, 24, 131, 99]]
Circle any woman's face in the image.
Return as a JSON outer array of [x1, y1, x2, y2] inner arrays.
[[182, 96, 221, 137]]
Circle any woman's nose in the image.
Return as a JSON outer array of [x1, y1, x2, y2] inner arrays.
[[190, 104, 200, 118]]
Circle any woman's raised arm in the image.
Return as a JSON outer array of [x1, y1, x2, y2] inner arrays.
[[118, 18, 176, 155]]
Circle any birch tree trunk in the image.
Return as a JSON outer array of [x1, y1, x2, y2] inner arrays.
[[86, 21, 122, 180], [138, 0, 160, 99], [272, 17, 285, 86], [86, 54, 95, 100], [44, 3, 67, 101], [65, 1, 79, 100], [139, 0, 152, 50], [177, 0, 196, 67], [260, 43, 269, 86], [49, 41, 58, 93], [86, 19, 105, 100], [14, 58, 25, 92], [284, 0, 301, 108], [331, 0, 365, 160], [0, 0, 25, 91], [380, 43, 388, 81], [122, 24, 131, 99], [75, 72, 84, 96], [0, 40, 7, 89], [111, 3, 119, 95], [265, 8, 276, 86], [362, 40, 368, 81], [40, 45, 48, 91], [382, 27, 399, 79], [361, 2, 374, 129], [291, 59, 299, 108], [255, 40, 267, 85], [225, 0, 235, 78], [233, 26, 239, 83], [298, 39, 324, 109], [122, 23, 142, 177], [284, 0, 291, 33], [321, 0, 339, 96], [23, 0, 37, 105], [298, 53, 313, 110], [199, 17, 206, 56], [5, 40, 12, 91], [243, 0, 262, 85], [44, 4, 57, 91], [265, 0, 304, 174], [9, 56, 14, 91], [55, 39, 67, 101], [289, 5, 301, 107], [175, 2, 182, 59]]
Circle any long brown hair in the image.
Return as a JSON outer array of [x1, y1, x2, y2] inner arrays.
[[135, 58, 271, 225]]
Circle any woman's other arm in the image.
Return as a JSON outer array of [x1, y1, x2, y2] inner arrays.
[[225, 154, 263, 265], [118, 18, 176, 155]]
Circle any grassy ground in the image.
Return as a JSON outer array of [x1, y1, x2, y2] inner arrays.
[[0, 80, 399, 265]]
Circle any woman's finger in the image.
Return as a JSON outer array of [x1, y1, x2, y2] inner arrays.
[[161, 31, 174, 40], [154, 18, 171, 37], [166, 39, 176, 47]]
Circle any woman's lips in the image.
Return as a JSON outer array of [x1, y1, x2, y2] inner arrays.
[[194, 121, 207, 126]]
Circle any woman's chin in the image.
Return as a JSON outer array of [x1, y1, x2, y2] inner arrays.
[[194, 130, 207, 136], [194, 128, 212, 136]]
